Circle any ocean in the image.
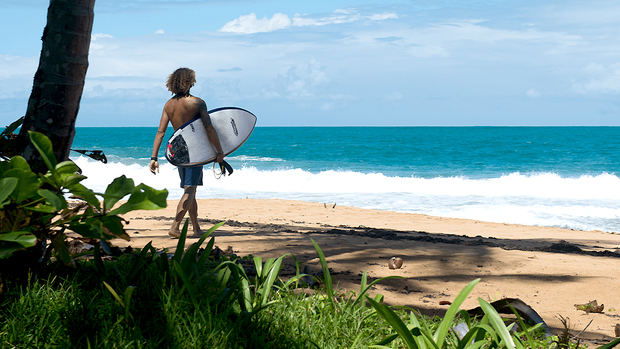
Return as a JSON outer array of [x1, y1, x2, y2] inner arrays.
[[70, 127, 620, 233]]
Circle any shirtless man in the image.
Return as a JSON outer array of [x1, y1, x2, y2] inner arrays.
[[149, 67, 224, 238]]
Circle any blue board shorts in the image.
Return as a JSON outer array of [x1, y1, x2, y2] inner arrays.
[[178, 166, 203, 188]]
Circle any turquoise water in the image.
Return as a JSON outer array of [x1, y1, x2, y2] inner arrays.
[[70, 127, 620, 232], [73, 127, 620, 177]]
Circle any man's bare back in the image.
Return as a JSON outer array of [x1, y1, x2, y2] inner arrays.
[[164, 95, 204, 131]]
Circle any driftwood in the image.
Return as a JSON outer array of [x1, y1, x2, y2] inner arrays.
[[467, 297, 552, 337]]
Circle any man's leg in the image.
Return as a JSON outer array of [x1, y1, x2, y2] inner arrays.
[[188, 195, 202, 236], [169, 186, 197, 238]]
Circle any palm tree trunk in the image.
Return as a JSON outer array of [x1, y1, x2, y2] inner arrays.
[[19, 0, 95, 172]]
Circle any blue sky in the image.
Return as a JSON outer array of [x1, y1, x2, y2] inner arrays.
[[1, 0, 620, 126]]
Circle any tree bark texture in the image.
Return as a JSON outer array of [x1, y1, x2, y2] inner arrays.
[[19, 0, 95, 172]]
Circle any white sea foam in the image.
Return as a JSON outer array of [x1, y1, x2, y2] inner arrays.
[[73, 157, 620, 232], [227, 155, 285, 162]]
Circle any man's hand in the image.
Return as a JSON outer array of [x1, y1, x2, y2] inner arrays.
[[216, 152, 224, 164], [149, 160, 159, 174]]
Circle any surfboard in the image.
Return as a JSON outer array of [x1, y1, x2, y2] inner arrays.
[[165, 107, 256, 167]]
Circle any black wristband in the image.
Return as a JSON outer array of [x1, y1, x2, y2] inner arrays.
[[151, 156, 158, 161]]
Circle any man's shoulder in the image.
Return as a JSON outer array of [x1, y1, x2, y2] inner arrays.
[[190, 96, 206, 105], [188, 96, 207, 110]]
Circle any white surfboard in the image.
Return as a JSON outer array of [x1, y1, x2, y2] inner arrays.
[[165, 107, 256, 167]]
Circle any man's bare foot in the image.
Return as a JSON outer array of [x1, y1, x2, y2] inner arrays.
[[190, 230, 205, 238], [168, 230, 181, 239]]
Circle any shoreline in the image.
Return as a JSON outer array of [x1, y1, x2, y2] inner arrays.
[[120, 198, 620, 343]]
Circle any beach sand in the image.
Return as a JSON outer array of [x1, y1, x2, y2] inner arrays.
[[118, 198, 620, 343]]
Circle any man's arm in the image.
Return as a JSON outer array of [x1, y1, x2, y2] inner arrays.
[[198, 99, 224, 163], [149, 107, 170, 174]]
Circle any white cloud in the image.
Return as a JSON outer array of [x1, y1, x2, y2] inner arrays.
[[283, 60, 328, 98], [155, 29, 165, 35], [367, 13, 398, 21], [219, 13, 291, 34], [0, 54, 37, 79], [292, 8, 361, 27], [351, 19, 582, 61], [92, 33, 114, 41], [262, 59, 329, 99], [574, 63, 620, 94], [220, 9, 397, 34], [425, 20, 581, 45]]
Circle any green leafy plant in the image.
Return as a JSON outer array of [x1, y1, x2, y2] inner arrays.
[[310, 238, 336, 310], [0, 131, 167, 264], [168, 219, 225, 307], [367, 279, 507, 349], [224, 252, 304, 316]]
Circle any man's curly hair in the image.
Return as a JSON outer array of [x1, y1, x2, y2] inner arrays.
[[166, 68, 196, 96]]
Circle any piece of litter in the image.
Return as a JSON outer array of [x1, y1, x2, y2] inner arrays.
[[574, 300, 604, 314]]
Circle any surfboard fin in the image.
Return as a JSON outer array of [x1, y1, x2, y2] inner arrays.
[[218, 160, 234, 176]]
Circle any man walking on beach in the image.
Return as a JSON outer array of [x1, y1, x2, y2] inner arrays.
[[149, 67, 224, 238]]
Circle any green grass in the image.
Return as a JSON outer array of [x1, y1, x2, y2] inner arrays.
[[0, 224, 605, 348]]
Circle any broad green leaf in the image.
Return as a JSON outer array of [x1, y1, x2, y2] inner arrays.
[[109, 184, 168, 215], [59, 173, 87, 188], [0, 245, 25, 259], [434, 279, 480, 348], [68, 215, 127, 241], [37, 189, 67, 210], [100, 215, 129, 240], [28, 131, 57, 170], [0, 161, 9, 177], [3, 168, 39, 203], [103, 175, 135, 212], [55, 160, 80, 174], [479, 298, 516, 349], [9, 156, 31, 171], [67, 183, 100, 207], [0, 231, 37, 248], [26, 204, 58, 214], [69, 219, 104, 239], [368, 298, 419, 349], [0, 177, 18, 206]]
